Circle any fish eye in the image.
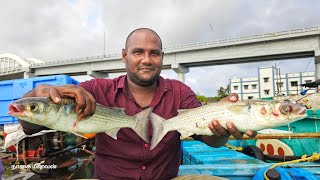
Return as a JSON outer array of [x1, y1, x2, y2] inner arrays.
[[28, 103, 39, 112], [280, 105, 292, 115]]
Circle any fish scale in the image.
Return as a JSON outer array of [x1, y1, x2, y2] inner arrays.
[[150, 100, 307, 150]]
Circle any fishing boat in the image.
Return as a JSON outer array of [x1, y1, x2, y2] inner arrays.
[[177, 109, 320, 179], [178, 140, 320, 179]]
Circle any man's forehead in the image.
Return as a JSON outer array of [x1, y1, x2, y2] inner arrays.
[[126, 29, 162, 49]]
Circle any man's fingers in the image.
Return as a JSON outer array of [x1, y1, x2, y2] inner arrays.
[[228, 93, 238, 102], [85, 91, 96, 115], [48, 88, 61, 103], [211, 120, 229, 137], [55, 85, 95, 120], [246, 130, 257, 138], [227, 122, 243, 139], [219, 93, 239, 102]]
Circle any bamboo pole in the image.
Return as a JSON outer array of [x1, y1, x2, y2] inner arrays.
[[182, 132, 320, 141], [232, 132, 320, 140]]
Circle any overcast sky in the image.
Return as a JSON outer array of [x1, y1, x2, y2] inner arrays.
[[1, 0, 319, 96]]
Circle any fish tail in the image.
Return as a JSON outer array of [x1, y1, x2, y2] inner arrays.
[[150, 113, 167, 150], [133, 107, 153, 143]]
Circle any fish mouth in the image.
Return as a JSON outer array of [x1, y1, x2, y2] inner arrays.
[[8, 104, 23, 116], [298, 107, 307, 115]]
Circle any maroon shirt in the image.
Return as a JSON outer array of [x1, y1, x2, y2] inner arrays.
[[79, 75, 201, 180]]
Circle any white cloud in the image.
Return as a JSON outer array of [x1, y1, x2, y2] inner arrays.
[[0, 0, 319, 96]]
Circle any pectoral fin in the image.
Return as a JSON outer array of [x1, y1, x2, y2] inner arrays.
[[105, 128, 121, 140], [179, 130, 194, 139]]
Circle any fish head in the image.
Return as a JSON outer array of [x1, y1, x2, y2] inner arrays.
[[8, 97, 62, 126], [252, 101, 307, 128]]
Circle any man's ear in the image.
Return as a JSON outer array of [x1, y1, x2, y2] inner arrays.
[[122, 49, 126, 63]]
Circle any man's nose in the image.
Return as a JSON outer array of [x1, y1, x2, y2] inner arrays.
[[141, 53, 152, 64]]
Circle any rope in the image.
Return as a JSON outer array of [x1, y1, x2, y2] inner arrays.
[[224, 143, 242, 151], [263, 152, 320, 180]]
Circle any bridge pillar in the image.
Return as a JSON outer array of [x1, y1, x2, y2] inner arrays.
[[23, 67, 34, 79], [171, 63, 189, 83], [87, 70, 109, 78], [315, 50, 320, 80]]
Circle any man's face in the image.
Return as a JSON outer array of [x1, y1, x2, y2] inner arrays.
[[122, 30, 163, 87]]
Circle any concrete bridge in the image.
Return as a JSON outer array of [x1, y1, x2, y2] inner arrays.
[[1, 25, 320, 82]]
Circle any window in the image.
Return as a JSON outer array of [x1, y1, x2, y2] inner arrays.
[[264, 77, 269, 83], [233, 86, 238, 90], [276, 82, 284, 88], [248, 96, 253, 99], [305, 80, 312, 84], [252, 84, 257, 89], [244, 85, 248, 90], [264, 89, 270, 95], [291, 81, 298, 87]]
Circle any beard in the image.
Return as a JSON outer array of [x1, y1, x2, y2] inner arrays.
[[127, 70, 160, 87]]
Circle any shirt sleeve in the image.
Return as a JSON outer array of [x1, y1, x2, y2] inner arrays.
[[79, 80, 94, 96], [180, 86, 202, 109]]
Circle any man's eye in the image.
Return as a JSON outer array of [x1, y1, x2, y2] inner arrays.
[[133, 50, 143, 54], [151, 52, 160, 56]]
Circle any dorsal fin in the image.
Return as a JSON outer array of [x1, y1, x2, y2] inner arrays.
[[177, 109, 188, 115], [110, 107, 126, 114]]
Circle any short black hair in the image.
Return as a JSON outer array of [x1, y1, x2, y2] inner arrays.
[[125, 28, 162, 49]]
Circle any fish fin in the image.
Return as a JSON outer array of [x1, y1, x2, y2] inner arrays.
[[105, 128, 121, 140], [179, 130, 194, 139], [132, 107, 153, 143], [72, 132, 88, 139], [177, 109, 188, 115], [110, 107, 126, 113], [150, 113, 168, 150]]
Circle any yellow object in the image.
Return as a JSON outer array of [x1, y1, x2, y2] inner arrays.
[[83, 133, 96, 139], [225, 143, 243, 151]]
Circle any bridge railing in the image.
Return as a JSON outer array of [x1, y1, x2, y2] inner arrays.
[[30, 53, 120, 67], [164, 25, 320, 51], [29, 24, 320, 66], [0, 66, 23, 74], [1, 25, 320, 75]]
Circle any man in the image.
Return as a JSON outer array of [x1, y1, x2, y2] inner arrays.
[[20, 28, 256, 179]]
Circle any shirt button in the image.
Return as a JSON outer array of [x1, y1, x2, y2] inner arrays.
[[141, 166, 146, 170], [144, 144, 149, 148]]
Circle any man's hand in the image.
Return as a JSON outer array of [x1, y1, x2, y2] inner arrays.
[[26, 84, 96, 120], [208, 93, 257, 140]]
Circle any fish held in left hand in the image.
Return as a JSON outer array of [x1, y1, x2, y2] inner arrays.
[[8, 97, 152, 142], [150, 100, 307, 150]]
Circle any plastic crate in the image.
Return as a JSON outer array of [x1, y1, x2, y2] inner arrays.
[[0, 75, 79, 125]]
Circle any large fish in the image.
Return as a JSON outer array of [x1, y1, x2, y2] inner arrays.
[[8, 97, 152, 142], [150, 100, 307, 150]]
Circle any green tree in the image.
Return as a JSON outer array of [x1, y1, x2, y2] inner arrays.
[[196, 95, 208, 104], [215, 86, 229, 101]]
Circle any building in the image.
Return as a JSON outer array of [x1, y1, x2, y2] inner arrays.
[[230, 66, 316, 100]]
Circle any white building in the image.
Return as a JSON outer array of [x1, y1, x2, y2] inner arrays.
[[230, 66, 316, 100]]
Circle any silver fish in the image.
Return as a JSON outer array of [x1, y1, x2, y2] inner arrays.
[[8, 97, 152, 142], [150, 100, 307, 150]]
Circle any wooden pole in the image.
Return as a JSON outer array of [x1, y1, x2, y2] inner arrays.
[[182, 132, 320, 141]]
